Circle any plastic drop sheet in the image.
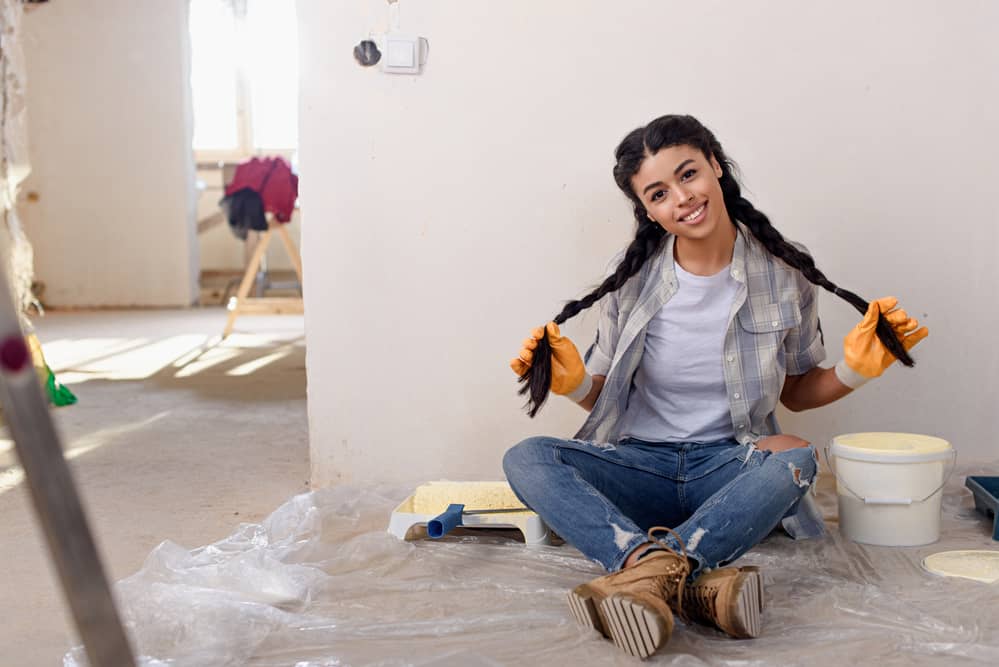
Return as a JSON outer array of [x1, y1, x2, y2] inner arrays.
[[65, 463, 999, 667]]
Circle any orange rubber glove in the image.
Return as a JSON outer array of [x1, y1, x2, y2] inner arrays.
[[510, 322, 591, 399], [835, 296, 928, 388]]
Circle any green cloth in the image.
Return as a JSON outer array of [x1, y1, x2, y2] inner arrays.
[[45, 366, 77, 406]]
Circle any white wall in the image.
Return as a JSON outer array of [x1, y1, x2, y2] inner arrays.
[[299, 0, 999, 486], [17, 0, 198, 307]]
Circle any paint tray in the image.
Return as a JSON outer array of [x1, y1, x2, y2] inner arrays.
[[965, 476, 999, 540], [387, 481, 553, 546]]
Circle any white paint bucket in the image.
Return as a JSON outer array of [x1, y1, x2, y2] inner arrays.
[[827, 432, 955, 546]]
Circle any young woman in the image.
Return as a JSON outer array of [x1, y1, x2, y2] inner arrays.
[[504, 115, 927, 659]]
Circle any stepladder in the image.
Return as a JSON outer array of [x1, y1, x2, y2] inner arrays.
[[223, 213, 303, 338]]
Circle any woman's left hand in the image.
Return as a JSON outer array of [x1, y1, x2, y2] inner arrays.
[[757, 434, 811, 453], [842, 296, 928, 379]]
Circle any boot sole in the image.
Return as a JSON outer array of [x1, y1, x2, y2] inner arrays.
[[567, 586, 605, 637], [567, 587, 669, 659], [720, 569, 763, 639]]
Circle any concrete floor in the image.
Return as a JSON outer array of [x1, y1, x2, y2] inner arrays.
[[0, 309, 309, 666]]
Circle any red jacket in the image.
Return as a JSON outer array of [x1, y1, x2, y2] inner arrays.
[[225, 156, 298, 223]]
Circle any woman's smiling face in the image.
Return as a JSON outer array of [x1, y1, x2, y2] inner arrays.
[[631, 144, 732, 243]]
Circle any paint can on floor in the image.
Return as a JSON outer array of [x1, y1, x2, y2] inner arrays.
[[826, 432, 955, 546]]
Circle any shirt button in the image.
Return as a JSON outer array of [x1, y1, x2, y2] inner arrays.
[[771, 321, 779, 328], [738, 424, 745, 429], [733, 392, 741, 399], [727, 355, 735, 363]]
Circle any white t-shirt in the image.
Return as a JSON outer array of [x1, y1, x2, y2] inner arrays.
[[618, 261, 739, 443]]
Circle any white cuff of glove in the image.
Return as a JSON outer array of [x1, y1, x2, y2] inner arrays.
[[565, 372, 594, 403], [834, 359, 871, 390]]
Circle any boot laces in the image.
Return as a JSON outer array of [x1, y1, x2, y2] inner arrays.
[[686, 580, 719, 621], [646, 526, 691, 621]]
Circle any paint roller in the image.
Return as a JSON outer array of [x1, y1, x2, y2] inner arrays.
[[427, 503, 529, 538]]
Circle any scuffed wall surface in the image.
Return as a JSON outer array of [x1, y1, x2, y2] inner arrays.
[[0, 0, 36, 317]]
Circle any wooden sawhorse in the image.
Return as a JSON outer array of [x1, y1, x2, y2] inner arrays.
[[222, 214, 303, 338]]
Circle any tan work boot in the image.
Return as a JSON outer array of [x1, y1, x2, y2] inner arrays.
[[567, 530, 690, 659], [678, 565, 764, 639]]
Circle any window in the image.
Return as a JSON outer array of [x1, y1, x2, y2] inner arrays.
[[189, 0, 299, 159]]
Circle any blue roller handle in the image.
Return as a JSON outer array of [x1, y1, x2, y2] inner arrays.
[[427, 503, 465, 539]]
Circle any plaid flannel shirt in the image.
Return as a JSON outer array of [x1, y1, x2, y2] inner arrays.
[[575, 223, 827, 538]]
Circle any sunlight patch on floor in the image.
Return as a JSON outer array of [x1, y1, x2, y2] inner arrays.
[[225, 347, 293, 376], [47, 335, 210, 382], [175, 346, 243, 378], [0, 412, 171, 497], [42, 337, 146, 371]]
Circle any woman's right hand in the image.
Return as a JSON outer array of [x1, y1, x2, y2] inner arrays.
[[509, 322, 587, 395]]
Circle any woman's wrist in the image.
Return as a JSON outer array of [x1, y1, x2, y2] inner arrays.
[[834, 359, 870, 389], [565, 372, 594, 403]]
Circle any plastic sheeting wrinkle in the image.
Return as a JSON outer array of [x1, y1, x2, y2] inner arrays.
[[61, 468, 999, 665]]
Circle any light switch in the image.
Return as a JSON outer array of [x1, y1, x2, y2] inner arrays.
[[387, 40, 415, 68], [380, 33, 427, 75]]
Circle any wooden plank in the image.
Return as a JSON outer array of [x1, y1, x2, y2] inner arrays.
[[196, 210, 226, 235], [223, 230, 273, 338], [231, 297, 304, 315], [276, 223, 304, 285]]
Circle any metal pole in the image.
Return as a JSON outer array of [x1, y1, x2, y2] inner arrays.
[[0, 269, 136, 666]]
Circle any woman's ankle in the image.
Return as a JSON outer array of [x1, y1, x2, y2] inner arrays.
[[623, 542, 658, 568]]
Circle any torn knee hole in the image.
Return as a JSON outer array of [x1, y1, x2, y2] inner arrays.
[[787, 461, 811, 487]]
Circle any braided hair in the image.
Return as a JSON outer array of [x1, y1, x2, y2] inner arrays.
[[518, 114, 914, 417]]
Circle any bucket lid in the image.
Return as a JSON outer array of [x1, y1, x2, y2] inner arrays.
[[831, 432, 952, 463]]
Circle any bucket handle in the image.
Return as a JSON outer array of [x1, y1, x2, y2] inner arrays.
[[822, 447, 957, 505]]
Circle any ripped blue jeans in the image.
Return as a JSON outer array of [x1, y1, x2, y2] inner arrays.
[[502, 436, 818, 576]]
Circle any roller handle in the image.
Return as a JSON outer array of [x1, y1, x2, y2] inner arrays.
[[427, 503, 465, 538]]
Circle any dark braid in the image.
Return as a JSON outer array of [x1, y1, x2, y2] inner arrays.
[[518, 218, 664, 416], [556, 219, 665, 326], [714, 154, 914, 369], [518, 114, 914, 417]]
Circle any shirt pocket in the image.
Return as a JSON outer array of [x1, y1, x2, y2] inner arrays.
[[737, 300, 801, 337], [735, 300, 802, 398]]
